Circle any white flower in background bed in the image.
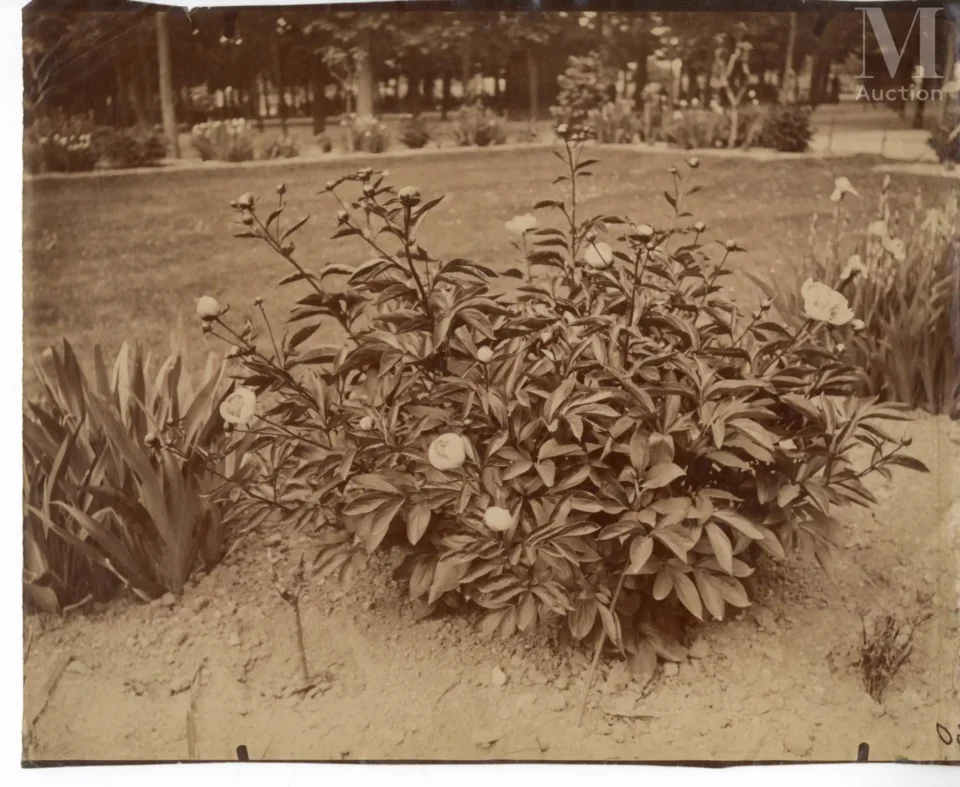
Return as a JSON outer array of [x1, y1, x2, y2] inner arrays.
[[882, 236, 907, 263], [220, 387, 257, 427], [801, 279, 855, 326], [867, 220, 888, 237], [840, 254, 867, 283], [830, 176, 859, 203], [428, 433, 466, 471]]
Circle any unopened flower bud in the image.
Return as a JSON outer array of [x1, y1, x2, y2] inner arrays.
[[686, 157, 700, 169], [836, 343, 845, 353], [337, 209, 350, 224], [398, 186, 422, 207], [852, 319, 866, 332], [725, 239, 739, 252], [477, 346, 494, 363], [145, 431, 159, 448], [282, 242, 295, 257], [276, 183, 286, 195], [242, 215, 254, 226], [760, 298, 773, 311], [900, 435, 913, 447], [358, 415, 375, 431], [694, 221, 706, 233], [253, 296, 264, 307], [362, 184, 376, 198], [635, 224, 654, 240], [585, 229, 598, 243], [325, 180, 336, 191], [237, 193, 254, 210], [197, 295, 225, 321]]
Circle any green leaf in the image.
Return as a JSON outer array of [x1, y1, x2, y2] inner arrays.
[[642, 462, 686, 490], [405, 504, 431, 546], [629, 429, 649, 474], [694, 569, 726, 621], [672, 571, 703, 620], [706, 451, 750, 470], [712, 509, 765, 540], [886, 454, 930, 473], [705, 523, 734, 575], [628, 536, 654, 574]]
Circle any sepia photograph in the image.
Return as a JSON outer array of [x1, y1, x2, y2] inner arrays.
[[18, 0, 960, 766]]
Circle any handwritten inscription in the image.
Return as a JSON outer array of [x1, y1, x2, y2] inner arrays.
[[936, 722, 960, 749]]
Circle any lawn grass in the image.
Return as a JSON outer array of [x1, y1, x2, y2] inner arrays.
[[23, 146, 954, 398]]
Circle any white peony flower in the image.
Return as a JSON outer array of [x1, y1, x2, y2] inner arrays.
[[583, 242, 614, 269], [483, 506, 514, 533], [220, 387, 257, 426], [801, 279, 855, 326], [428, 433, 467, 471]]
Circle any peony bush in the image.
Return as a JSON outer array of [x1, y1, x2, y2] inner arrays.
[[204, 133, 928, 672]]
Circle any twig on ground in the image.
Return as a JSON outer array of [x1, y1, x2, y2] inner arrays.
[[23, 653, 73, 760], [576, 570, 628, 727], [186, 659, 206, 760], [433, 672, 463, 707]]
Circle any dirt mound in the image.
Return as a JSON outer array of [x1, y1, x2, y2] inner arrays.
[[22, 416, 960, 762]]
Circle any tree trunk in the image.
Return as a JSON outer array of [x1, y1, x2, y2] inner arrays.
[[408, 64, 422, 116], [311, 51, 328, 135], [155, 11, 179, 158], [137, 24, 155, 125], [779, 12, 798, 104], [356, 27, 375, 117], [273, 38, 288, 135], [526, 48, 539, 124], [112, 39, 129, 127], [635, 27, 648, 96], [939, 15, 957, 126], [809, 48, 831, 107], [728, 103, 739, 149], [913, 95, 926, 129], [441, 68, 451, 119], [461, 30, 473, 102]]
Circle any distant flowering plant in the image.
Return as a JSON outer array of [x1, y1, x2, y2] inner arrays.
[[758, 173, 960, 416], [205, 143, 926, 674], [343, 114, 392, 154], [191, 118, 255, 162]]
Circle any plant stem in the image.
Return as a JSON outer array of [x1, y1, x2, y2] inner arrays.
[[402, 204, 433, 318], [256, 302, 283, 365], [761, 319, 813, 375], [577, 569, 628, 727]]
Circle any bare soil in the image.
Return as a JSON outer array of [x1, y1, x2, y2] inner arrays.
[[22, 415, 960, 763]]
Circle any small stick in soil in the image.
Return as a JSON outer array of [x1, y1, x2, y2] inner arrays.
[[576, 570, 628, 728], [433, 672, 463, 707], [273, 557, 313, 691], [186, 660, 206, 760], [23, 653, 73, 760]]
